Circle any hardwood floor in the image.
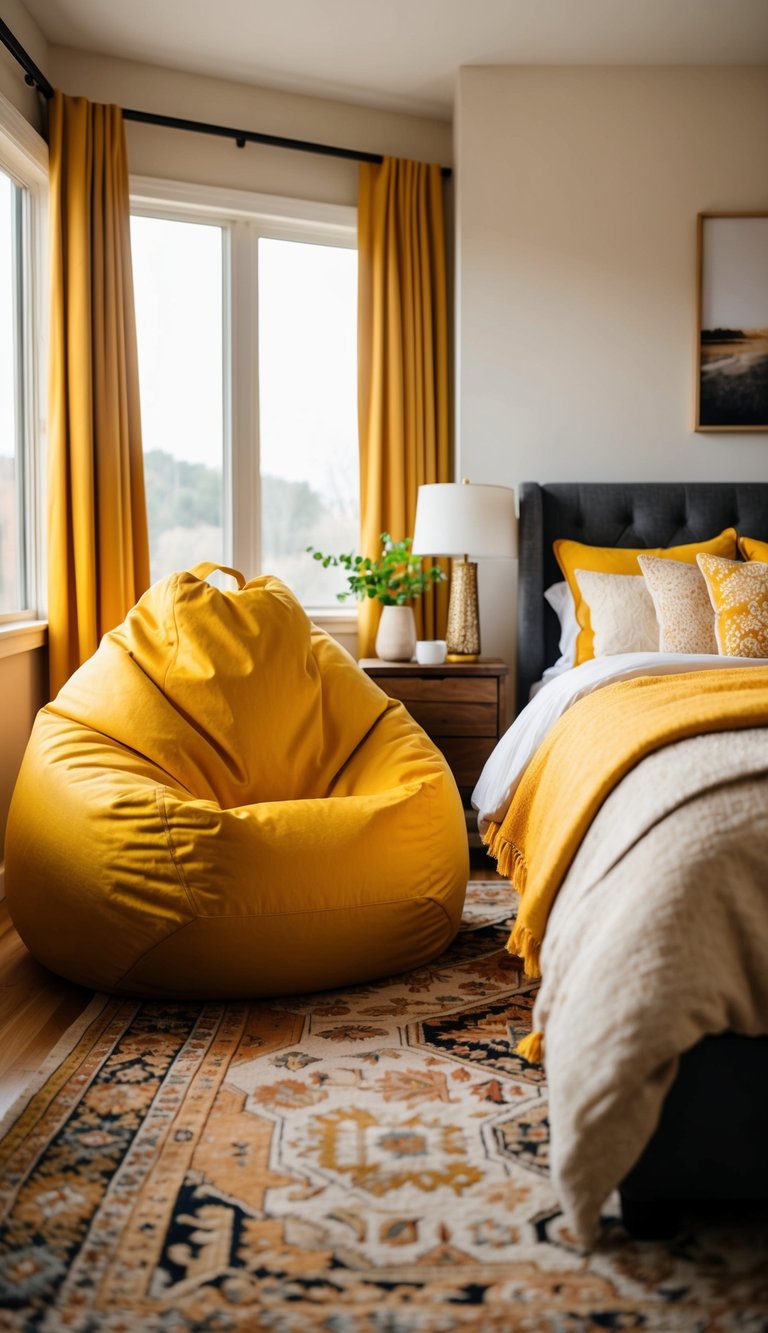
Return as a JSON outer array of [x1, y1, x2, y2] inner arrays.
[[0, 853, 503, 1120], [0, 905, 91, 1118]]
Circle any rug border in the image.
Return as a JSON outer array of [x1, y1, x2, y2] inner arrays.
[[0, 992, 111, 1138]]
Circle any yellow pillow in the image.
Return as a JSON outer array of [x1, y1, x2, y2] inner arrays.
[[697, 553, 768, 658], [554, 528, 738, 665], [738, 535, 768, 563]]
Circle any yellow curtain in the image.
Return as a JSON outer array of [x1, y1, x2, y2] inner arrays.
[[47, 91, 149, 696], [357, 156, 450, 657]]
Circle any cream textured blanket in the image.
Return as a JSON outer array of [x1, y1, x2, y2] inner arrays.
[[533, 727, 768, 1246]]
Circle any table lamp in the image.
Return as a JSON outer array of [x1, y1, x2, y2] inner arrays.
[[411, 480, 518, 660]]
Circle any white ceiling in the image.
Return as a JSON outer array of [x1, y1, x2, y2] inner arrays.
[[22, 0, 768, 118]]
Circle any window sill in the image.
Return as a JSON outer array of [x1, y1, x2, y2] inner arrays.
[[0, 619, 48, 660], [0, 617, 353, 661], [308, 610, 357, 634]]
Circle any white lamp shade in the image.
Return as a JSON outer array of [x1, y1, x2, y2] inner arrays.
[[411, 482, 518, 559]]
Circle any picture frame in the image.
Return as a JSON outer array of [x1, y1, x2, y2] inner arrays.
[[695, 212, 768, 433]]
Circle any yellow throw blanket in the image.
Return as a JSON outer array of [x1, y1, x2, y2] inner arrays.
[[484, 667, 768, 997]]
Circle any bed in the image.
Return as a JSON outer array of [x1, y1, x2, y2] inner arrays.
[[475, 481, 768, 1244]]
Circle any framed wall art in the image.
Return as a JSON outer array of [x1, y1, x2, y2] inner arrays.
[[695, 212, 768, 432]]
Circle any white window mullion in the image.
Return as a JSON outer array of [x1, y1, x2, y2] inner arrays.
[[229, 220, 260, 580], [11, 181, 26, 606], [220, 224, 233, 569]]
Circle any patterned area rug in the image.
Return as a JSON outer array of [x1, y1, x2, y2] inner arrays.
[[1, 880, 767, 1332]]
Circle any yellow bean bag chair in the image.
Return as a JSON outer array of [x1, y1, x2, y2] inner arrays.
[[5, 566, 468, 998]]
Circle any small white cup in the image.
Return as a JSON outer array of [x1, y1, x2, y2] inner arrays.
[[415, 639, 447, 666]]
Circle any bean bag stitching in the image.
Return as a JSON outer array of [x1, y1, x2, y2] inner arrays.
[[106, 789, 200, 990], [111, 918, 200, 990], [112, 895, 457, 992], [159, 574, 245, 794], [162, 574, 182, 696], [157, 896, 457, 924], [154, 786, 198, 918], [422, 773, 464, 941]]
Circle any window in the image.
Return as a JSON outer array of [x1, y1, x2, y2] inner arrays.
[[130, 184, 358, 614], [130, 215, 225, 583], [0, 98, 45, 625]]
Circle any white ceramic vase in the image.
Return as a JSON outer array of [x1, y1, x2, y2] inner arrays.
[[375, 604, 417, 662]]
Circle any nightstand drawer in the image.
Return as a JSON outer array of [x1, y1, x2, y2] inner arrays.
[[439, 736, 498, 785], [398, 700, 498, 737], [377, 677, 498, 705]]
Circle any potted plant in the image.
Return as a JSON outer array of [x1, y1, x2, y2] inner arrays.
[[308, 532, 445, 660]]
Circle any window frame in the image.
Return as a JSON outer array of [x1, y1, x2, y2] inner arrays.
[[0, 91, 47, 639], [129, 176, 358, 631]]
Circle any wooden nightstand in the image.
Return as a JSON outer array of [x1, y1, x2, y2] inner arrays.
[[359, 657, 509, 849]]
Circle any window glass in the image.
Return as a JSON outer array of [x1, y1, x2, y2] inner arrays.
[[130, 215, 225, 584], [0, 169, 22, 614], [258, 237, 358, 609], [130, 207, 359, 610]]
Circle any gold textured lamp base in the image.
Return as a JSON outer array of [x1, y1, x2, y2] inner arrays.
[[446, 558, 480, 659]]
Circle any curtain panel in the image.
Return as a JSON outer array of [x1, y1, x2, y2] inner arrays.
[[47, 90, 149, 696], [357, 156, 451, 657]]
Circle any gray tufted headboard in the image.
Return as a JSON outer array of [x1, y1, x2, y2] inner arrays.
[[516, 481, 768, 715]]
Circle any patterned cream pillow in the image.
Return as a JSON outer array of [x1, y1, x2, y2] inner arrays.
[[573, 570, 659, 656], [638, 554, 717, 655], [697, 554, 768, 658]]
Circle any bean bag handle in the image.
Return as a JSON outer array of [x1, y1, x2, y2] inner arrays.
[[189, 561, 246, 589]]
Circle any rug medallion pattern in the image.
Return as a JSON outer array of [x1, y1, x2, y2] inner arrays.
[[0, 881, 767, 1331]]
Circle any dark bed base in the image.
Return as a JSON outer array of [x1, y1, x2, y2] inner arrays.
[[517, 482, 768, 1236], [619, 1033, 768, 1238]]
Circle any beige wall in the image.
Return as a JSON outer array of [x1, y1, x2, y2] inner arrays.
[[455, 66, 768, 686], [0, 0, 48, 130], [50, 46, 452, 205]]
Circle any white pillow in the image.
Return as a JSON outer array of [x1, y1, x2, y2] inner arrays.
[[544, 580, 579, 667], [573, 570, 659, 657]]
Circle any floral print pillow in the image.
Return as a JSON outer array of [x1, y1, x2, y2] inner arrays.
[[697, 554, 768, 659]]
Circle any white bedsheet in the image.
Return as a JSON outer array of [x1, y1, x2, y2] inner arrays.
[[472, 651, 768, 832]]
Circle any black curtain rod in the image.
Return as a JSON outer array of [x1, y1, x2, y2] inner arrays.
[[0, 17, 53, 96], [0, 18, 452, 178]]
